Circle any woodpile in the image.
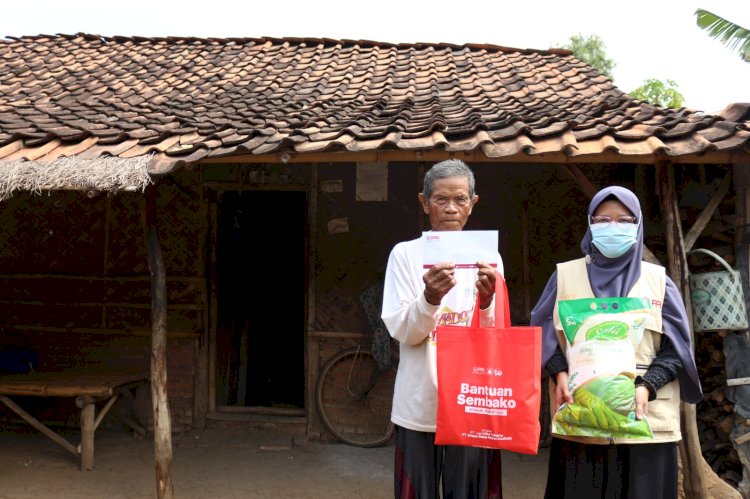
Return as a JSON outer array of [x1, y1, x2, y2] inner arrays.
[[694, 323, 743, 488]]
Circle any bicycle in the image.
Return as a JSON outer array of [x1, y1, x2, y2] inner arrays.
[[315, 341, 398, 448]]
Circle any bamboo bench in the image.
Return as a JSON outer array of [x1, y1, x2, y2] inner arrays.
[[0, 366, 149, 470]]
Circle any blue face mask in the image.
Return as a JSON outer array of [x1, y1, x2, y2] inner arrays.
[[589, 222, 638, 258]]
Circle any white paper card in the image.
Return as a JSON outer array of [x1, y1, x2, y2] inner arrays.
[[422, 230, 498, 268]]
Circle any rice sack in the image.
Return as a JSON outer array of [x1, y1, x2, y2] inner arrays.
[[553, 297, 654, 440]]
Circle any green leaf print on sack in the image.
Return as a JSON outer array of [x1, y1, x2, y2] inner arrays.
[[552, 374, 653, 439]]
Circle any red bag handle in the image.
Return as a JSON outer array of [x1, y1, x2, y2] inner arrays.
[[469, 270, 511, 328]]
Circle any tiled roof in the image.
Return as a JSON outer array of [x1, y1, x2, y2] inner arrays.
[[0, 33, 748, 174]]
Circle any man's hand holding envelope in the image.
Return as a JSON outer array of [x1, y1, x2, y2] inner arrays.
[[422, 230, 499, 309]]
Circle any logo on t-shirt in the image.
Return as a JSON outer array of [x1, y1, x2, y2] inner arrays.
[[437, 310, 469, 326]]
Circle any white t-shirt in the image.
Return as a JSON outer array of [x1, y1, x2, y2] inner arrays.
[[381, 235, 504, 432]]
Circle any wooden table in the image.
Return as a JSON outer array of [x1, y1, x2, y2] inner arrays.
[[0, 367, 149, 470]]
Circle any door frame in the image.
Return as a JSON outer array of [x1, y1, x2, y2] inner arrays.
[[204, 181, 311, 420]]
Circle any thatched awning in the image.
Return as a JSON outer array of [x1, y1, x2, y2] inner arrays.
[[0, 155, 153, 201]]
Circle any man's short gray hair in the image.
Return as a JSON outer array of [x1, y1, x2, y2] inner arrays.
[[422, 159, 476, 199]]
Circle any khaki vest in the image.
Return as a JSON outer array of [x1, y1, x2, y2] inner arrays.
[[549, 257, 682, 444]]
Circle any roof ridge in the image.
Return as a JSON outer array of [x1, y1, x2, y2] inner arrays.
[[1, 32, 573, 56]]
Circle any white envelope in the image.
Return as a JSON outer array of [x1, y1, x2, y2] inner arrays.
[[422, 230, 498, 268]]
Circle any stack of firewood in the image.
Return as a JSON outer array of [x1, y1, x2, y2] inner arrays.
[[695, 329, 743, 487]]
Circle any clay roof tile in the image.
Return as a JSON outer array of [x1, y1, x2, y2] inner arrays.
[[0, 34, 744, 172]]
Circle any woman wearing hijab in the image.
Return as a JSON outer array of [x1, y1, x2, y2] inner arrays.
[[530, 186, 703, 499]]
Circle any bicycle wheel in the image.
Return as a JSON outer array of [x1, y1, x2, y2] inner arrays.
[[316, 347, 396, 447]]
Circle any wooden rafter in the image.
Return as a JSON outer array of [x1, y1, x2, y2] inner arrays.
[[683, 170, 733, 253]]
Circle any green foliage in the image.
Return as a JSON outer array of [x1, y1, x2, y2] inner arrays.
[[558, 34, 615, 80], [629, 79, 685, 109], [695, 9, 750, 63], [557, 33, 687, 109]]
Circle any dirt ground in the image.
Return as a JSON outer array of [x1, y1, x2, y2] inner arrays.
[[0, 426, 549, 498]]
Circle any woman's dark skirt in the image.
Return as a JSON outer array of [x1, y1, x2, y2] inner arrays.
[[544, 437, 678, 499]]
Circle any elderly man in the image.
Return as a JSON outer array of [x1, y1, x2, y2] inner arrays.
[[381, 159, 504, 498]]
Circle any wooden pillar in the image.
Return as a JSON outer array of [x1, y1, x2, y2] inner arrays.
[[521, 179, 531, 319], [417, 162, 427, 232], [145, 186, 175, 499], [734, 164, 750, 324], [656, 162, 708, 499], [733, 164, 750, 498], [79, 401, 95, 471], [194, 180, 209, 428], [208, 194, 219, 414], [306, 164, 320, 438]]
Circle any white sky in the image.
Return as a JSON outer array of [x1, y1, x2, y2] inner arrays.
[[4, 0, 749, 114]]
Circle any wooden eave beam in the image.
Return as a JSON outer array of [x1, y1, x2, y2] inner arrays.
[[197, 150, 750, 166]]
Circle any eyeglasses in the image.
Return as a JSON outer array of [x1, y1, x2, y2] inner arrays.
[[590, 215, 638, 225]]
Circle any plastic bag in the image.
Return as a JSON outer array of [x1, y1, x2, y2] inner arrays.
[[553, 297, 653, 440]]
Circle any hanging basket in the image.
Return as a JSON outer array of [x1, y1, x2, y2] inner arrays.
[[688, 248, 748, 332]]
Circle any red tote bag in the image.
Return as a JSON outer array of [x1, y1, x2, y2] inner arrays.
[[435, 273, 542, 454]]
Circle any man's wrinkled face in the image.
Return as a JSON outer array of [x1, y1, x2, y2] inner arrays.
[[418, 177, 477, 231]]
